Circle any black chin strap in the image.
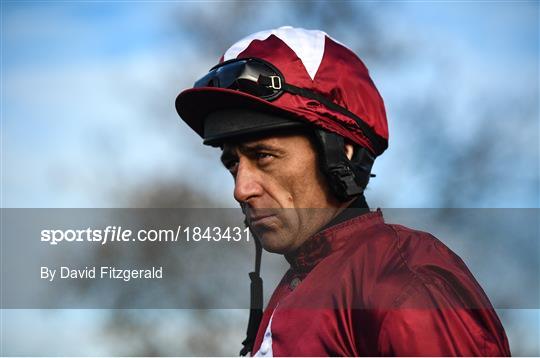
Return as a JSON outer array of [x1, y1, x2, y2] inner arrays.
[[239, 229, 263, 356], [313, 130, 375, 202]]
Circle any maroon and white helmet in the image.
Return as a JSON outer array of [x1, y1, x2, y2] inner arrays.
[[176, 26, 389, 157]]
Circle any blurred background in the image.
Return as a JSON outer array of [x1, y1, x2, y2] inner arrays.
[[1, 1, 539, 356]]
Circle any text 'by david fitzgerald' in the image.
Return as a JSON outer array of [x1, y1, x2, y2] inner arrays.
[[40, 266, 163, 282]]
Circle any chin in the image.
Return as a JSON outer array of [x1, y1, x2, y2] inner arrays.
[[251, 226, 295, 254], [260, 238, 291, 254]]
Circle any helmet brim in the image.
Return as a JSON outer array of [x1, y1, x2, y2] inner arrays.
[[175, 87, 306, 145]]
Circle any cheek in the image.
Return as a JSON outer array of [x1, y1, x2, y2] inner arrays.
[[269, 173, 311, 208], [288, 163, 330, 208], [261, 144, 328, 208], [258, 169, 299, 208]]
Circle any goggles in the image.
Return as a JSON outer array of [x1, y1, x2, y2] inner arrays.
[[195, 58, 285, 101], [194, 57, 386, 155]]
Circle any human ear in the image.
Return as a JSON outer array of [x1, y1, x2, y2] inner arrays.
[[344, 143, 354, 160]]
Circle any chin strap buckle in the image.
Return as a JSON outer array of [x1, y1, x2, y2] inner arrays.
[[328, 164, 362, 199]]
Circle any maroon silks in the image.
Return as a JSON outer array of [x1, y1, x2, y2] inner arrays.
[[176, 27, 389, 157], [252, 211, 510, 356]]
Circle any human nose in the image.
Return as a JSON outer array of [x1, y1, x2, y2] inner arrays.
[[233, 160, 264, 204]]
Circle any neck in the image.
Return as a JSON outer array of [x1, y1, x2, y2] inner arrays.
[[284, 193, 370, 268], [318, 194, 370, 233]]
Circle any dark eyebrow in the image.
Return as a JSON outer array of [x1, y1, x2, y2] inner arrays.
[[239, 143, 284, 156], [220, 142, 285, 167]]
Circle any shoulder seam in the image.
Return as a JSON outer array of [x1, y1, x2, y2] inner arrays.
[[387, 224, 433, 308]]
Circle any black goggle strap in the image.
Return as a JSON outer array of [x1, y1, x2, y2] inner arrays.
[[258, 75, 387, 156], [239, 226, 263, 356]]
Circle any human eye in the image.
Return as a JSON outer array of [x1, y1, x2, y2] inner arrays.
[[255, 152, 272, 159], [223, 158, 239, 174], [254, 152, 275, 164]]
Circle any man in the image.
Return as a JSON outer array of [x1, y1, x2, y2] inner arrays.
[[175, 26, 510, 356]]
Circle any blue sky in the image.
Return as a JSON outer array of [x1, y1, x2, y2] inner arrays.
[[2, 1, 539, 208]]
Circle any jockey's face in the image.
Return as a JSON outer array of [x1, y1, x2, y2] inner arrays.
[[221, 132, 344, 254]]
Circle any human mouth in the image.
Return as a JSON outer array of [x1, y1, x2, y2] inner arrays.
[[249, 214, 277, 226], [246, 210, 279, 227]]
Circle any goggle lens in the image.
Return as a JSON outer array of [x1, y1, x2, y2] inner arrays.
[[194, 58, 284, 101]]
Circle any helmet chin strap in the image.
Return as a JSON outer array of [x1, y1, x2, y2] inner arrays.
[[313, 130, 375, 202], [240, 217, 263, 356]]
